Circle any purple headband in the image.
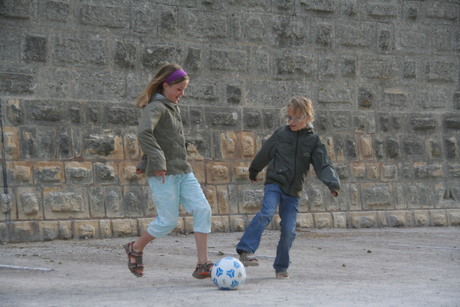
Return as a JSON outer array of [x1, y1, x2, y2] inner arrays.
[[165, 69, 187, 84]]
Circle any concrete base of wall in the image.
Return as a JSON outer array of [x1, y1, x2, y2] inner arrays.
[[1, 209, 459, 243]]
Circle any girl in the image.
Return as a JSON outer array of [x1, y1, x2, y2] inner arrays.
[[124, 63, 213, 279], [236, 97, 340, 279]]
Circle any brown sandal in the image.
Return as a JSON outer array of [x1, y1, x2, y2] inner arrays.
[[124, 241, 144, 277]]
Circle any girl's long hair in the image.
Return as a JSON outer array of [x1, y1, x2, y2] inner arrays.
[[135, 63, 189, 108]]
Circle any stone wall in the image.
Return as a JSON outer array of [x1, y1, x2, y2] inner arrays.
[[0, 0, 459, 242]]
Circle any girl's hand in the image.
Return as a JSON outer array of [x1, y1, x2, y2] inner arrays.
[[331, 191, 338, 197], [155, 170, 166, 183]]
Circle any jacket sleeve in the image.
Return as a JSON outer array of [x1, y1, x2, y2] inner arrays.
[[137, 105, 167, 172], [311, 137, 341, 193], [249, 130, 279, 177]]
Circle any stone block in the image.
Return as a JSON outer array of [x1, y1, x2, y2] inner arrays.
[[43, 0, 70, 22], [318, 85, 353, 105], [10, 162, 32, 184], [234, 164, 250, 181], [430, 210, 447, 226], [316, 23, 333, 46], [447, 210, 460, 226], [98, 220, 111, 237], [58, 221, 72, 240], [54, 36, 108, 67], [184, 47, 202, 72], [349, 212, 377, 228], [299, 0, 335, 13], [426, 61, 456, 82], [0, 223, 9, 242], [350, 163, 366, 179], [382, 164, 397, 179], [413, 211, 430, 226], [426, 4, 457, 20], [23, 35, 47, 62], [229, 215, 245, 232], [80, 4, 130, 28], [124, 133, 140, 161], [332, 212, 347, 228], [183, 216, 193, 233], [137, 218, 151, 234], [84, 132, 124, 159], [444, 116, 460, 130], [367, 3, 398, 17], [348, 184, 362, 210], [112, 219, 138, 237], [43, 186, 89, 219], [240, 188, 263, 214], [123, 186, 144, 217], [209, 49, 247, 72], [243, 111, 261, 129], [220, 131, 237, 159], [362, 58, 397, 80], [10, 221, 40, 242], [387, 213, 407, 227], [115, 41, 136, 68], [65, 162, 93, 184], [34, 162, 65, 184], [118, 162, 143, 185], [208, 109, 240, 129], [358, 134, 374, 159], [339, 23, 373, 47], [0, 72, 34, 93], [39, 221, 59, 241], [71, 71, 125, 100], [189, 161, 205, 183], [203, 185, 217, 215], [106, 105, 139, 126], [216, 185, 230, 215], [212, 216, 229, 232], [72, 220, 97, 239], [297, 213, 314, 228], [362, 184, 393, 209], [104, 186, 124, 218], [94, 162, 119, 184], [413, 163, 443, 179], [17, 187, 42, 220], [314, 213, 333, 228], [276, 54, 315, 78], [206, 162, 231, 184]]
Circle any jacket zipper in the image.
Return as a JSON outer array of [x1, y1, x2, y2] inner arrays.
[[289, 131, 299, 194]]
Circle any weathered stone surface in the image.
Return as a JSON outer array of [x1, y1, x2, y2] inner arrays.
[[0, 0, 458, 242]]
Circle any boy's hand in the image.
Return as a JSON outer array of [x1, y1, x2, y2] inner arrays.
[[331, 191, 338, 197]]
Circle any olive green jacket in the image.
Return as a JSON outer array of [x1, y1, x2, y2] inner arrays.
[[249, 125, 341, 197], [136, 96, 192, 176]]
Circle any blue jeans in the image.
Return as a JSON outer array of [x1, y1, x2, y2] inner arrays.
[[236, 183, 299, 272]]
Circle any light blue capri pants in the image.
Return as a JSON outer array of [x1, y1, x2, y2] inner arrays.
[[146, 172, 211, 238]]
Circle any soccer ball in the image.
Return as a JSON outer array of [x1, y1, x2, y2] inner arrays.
[[211, 257, 246, 290]]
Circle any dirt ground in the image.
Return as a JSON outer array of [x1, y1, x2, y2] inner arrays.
[[0, 227, 459, 307]]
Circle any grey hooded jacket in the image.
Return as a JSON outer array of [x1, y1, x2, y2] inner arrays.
[[249, 125, 341, 197], [136, 96, 192, 176]]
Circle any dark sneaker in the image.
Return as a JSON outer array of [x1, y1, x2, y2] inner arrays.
[[192, 261, 213, 279], [239, 252, 259, 267]]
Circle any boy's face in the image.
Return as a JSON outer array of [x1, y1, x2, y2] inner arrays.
[[163, 79, 189, 104], [286, 106, 310, 131]]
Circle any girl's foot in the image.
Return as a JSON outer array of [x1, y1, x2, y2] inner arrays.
[[192, 261, 213, 279], [124, 241, 144, 277]]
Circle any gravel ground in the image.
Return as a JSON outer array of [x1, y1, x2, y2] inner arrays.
[[0, 227, 459, 307]]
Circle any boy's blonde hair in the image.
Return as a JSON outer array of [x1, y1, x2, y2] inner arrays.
[[282, 97, 315, 122], [135, 63, 189, 108]]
